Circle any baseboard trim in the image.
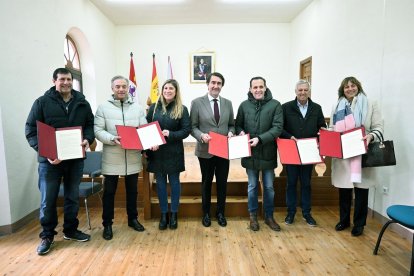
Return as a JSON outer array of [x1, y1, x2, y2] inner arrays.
[[0, 209, 38, 236]]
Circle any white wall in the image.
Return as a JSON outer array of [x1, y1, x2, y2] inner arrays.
[[0, 0, 116, 225], [0, 106, 11, 226], [291, 0, 414, 215], [113, 24, 291, 114]]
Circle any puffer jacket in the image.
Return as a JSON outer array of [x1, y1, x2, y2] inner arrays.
[[235, 89, 283, 170], [25, 87, 95, 163], [94, 95, 147, 175], [146, 101, 191, 174]]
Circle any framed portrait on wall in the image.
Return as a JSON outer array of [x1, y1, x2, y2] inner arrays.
[[190, 51, 215, 83]]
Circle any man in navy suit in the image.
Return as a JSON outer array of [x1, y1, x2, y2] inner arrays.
[[190, 72, 235, 227]]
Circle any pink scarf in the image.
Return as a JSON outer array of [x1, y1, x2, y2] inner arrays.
[[333, 98, 363, 183]]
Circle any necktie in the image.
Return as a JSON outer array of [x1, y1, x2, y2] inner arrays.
[[213, 99, 220, 124]]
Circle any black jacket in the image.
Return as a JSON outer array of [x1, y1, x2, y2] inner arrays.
[[25, 87, 95, 162], [146, 101, 191, 174], [235, 89, 283, 170], [281, 98, 326, 139]]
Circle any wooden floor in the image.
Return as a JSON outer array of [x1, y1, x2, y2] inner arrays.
[[0, 207, 411, 275]]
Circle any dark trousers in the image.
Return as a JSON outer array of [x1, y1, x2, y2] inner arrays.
[[38, 159, 83, 238], [102, 173, 138, 226], [286, 164, 314, 216], [338, 187, 369, 227], [198, 156, 229, 215]]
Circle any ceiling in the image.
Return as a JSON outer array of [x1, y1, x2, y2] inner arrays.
[[89, 0, 313, 25]]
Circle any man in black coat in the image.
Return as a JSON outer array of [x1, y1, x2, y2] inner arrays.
[[25, 68, 94, 255], [281, 79, 326, 227]]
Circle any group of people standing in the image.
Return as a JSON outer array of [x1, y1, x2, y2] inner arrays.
[[25, 68, 383, 256]]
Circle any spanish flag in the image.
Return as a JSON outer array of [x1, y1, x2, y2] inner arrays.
[[150, 53, 159, 103]]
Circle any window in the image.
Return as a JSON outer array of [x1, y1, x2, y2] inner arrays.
[[64, 35, 83, 93]]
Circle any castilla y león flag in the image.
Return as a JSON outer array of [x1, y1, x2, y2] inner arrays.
[[129, 52, 137, 98]]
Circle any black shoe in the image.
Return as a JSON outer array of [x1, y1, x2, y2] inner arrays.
[[128, 219, 145, 232], [103, 225, 113, 240], [159, 213, 168, 230], [63, 230, 90, 242], [285, 214, 295, 225], [202, 213, 211, 227], [37, 237, 54, 255], [351, 226, 364, 236], [169, 212, 178, 230], [303, 214, 317, 227], [216, 213, 227, 227], [335, 222, 350, 231]]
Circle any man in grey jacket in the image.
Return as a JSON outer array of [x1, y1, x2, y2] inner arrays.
[[190, 72, 235, 227], [235, 76, 283, 231]]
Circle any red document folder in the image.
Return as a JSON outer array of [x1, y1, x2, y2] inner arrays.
[[37, 121, 84, 160], [208, 131, 251, 160], [277, 138, 323, 165], [116, 121, 166, 150], [319, 127, 367, 159], [277, 138, 301, 164]]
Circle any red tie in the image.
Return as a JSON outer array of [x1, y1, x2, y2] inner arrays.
[[213, 99, 220, 124]]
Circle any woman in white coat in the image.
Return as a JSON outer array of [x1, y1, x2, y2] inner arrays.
[[94, 76, 147, 240], [330, 76, 383, 237]]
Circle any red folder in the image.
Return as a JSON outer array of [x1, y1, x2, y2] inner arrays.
[[116, 125, 142, 149], [277, 138, 301, 164], [319, 129, 342, 158], [319, 127, 367, 159], [208, 131, 251, 160], [277, 138, 323, 165], [37, 121, 84, 160], [116, 121, 166, 150]]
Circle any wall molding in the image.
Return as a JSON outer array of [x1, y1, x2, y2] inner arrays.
[[0, 209, 38, 236]]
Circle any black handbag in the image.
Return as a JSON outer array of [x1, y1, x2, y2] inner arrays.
[[362, 130, 396, 168]]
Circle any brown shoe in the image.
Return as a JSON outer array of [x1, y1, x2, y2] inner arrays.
[[265, 217, 281, 231], [249, 213, 260, 231]]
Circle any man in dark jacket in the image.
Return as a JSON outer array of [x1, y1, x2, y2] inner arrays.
[[281, 79, 326, 227], [235, 76, 283, 231], [25, 68, 95, 255]]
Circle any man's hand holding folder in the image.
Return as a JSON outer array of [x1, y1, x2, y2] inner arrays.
[[208, 131, 251, 160], [116, 121, 166, 150]]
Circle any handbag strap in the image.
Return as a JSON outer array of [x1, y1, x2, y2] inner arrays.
[[371, 129, 384, 142]]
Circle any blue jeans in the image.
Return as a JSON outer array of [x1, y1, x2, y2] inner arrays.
[[155, 172, 181, 213], [247, 169, 275, 218], [285, 164, 313, 216], [38, 159, 83, 238]]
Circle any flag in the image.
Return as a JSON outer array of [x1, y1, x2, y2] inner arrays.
[[150, 53, 159, 103], [129, 52, 137, 98], [167, 56, 173, 80]]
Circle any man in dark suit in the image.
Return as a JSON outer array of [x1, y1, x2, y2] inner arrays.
[[190, 72, 235, 227], [281, 79, 326, 227]]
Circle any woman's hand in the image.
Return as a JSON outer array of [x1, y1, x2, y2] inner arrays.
[[363, 133, 374, 144]]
